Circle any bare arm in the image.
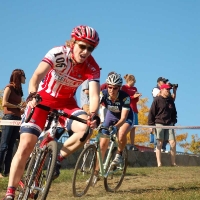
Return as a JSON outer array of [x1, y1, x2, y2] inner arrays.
[[28, 61, 51, 94], [133, 93, 142, 98], [88, 81, 100, 114], [171, 88, 177, 101], [2, 87, 21, 109]]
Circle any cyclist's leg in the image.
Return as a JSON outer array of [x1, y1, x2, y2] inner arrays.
[[96, 111, 118, 168], [111, 120, 132, 166], [53, 112, 89, 178], [53, 101, 90, 179], [60, 111, 89, 158], [8, 133, 38, 187], [117, 123, 132, 152]]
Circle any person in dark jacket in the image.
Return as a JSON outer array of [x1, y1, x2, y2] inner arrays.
[[148, 84, 177, 167]]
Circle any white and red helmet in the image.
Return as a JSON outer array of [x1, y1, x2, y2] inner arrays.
[[71, 25, 99, 47]]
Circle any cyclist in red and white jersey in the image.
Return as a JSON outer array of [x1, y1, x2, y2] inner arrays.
[[3, 25, 101, 200]]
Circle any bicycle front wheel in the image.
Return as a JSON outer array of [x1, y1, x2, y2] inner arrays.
[[72, 144, 97, 197], [20, 148, 40, 200], [36, 141, 58, 200], [16, 159, 34, 200], [104, 147, 128, 192]]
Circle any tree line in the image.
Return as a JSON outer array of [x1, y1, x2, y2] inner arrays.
[[0, 90, 199, 154]]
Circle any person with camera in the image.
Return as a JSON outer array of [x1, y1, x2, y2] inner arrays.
[[152, 77, 178, 101], [148, 84, 177, 167], [151, 77, 178, 152]]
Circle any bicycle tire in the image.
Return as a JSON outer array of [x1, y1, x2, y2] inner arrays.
[[22, 149, 38, 200], [72, 144, 97, 197], [104, 147, 128, 192], [36, 141, 58, 200], [16, 159, 35, 200]]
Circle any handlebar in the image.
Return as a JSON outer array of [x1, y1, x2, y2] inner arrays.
[[24, 96, 90, 142], [25, 94, 43, 123], [97, 125, 117, 140], [97, 125, 113, 132]]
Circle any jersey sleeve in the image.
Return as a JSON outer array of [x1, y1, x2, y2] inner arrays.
[[122, 94, 131, 110], [42, 46, 65, 69]]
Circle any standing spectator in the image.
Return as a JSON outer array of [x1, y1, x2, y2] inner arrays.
[[0, 69, 26, 178], [152, 77, 168, 152], [80, 79, 91, 145], [121, 74, 141, 151], [80, 79, 90, 114], [152, 77, 168, 98], [148, 84, 177, 167], [152, 77, 178, 152], [152, 76, 177, 100]]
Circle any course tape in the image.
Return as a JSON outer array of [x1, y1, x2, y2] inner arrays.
[[0, 120, 200, 129]]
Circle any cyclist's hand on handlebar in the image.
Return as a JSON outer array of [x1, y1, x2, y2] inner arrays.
[[109, 126, 118, 135], [87, 112, 101, 129], [26, 93, 42, 108], [27, 98, 38, 108]]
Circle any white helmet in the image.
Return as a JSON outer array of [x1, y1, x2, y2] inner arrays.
[[106, 73, 123, 86]]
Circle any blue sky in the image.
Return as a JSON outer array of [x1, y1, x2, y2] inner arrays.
[[1, 1, 199, 151]]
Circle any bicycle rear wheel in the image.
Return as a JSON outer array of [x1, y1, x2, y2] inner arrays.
[[72, 144, 97, 197], [104, 147, 128, 192], [35, 141, 58, 200]]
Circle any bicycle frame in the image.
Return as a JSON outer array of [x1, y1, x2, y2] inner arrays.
[[94, 128, 119, 178], [18, 107, 89, 199], [72, 125, 127, 196]]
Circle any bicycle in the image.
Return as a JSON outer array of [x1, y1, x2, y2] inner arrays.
[[72, 125, 128, 197], [15, 95, 90, 200]]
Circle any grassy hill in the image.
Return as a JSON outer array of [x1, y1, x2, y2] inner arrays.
[[1, 166, 200, 200]]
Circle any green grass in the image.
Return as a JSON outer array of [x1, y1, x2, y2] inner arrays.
[[1, 167, 200, 200]]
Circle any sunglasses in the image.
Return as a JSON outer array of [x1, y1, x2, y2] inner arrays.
[[21, 74, 26, 78], [108, 86, 119, 90], [76, 42, 94, 52]]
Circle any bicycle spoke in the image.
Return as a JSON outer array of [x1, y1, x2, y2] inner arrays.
[[36, 141, 58, 200]]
